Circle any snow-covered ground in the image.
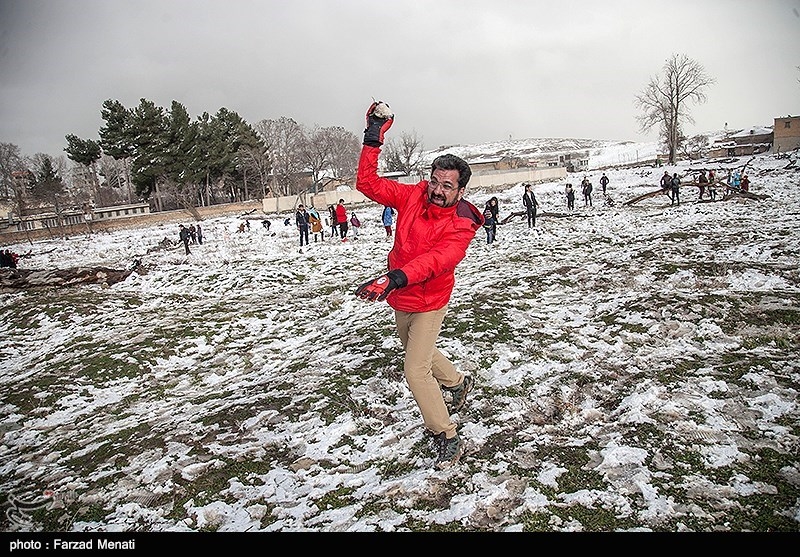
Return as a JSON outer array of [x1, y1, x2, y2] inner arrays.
[[1, 142, 798, 533]]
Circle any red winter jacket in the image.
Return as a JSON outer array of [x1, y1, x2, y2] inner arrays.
[[335, 203, 348, 224], [356, 145, 483, 312]]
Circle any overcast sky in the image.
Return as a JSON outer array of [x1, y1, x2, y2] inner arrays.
[[1, 0, 798, 159]]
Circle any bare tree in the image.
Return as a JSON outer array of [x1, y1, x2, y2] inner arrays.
[[238, 144, 272, 199], [383, 130, 425, 176], [634, 53, 715, 164], [254, 117, 304, 196], [325, 127, 360, 187], [0, 142, 25, 200], [299, 125, 360, 194], [679, 134, 710, 161], [299, 125, 331, 195]]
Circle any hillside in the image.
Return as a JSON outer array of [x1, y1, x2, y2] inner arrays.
[[422, 129, 748, 171]]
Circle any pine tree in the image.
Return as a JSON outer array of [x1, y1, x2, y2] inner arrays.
[[99, 99, 136, 203], [64, 134, 102, 203], [128, 98, 169, 210]]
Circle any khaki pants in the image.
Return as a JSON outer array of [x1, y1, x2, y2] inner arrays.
[[395, 307, 464, 439]]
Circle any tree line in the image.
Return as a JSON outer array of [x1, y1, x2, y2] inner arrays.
[[0, 97, 428, 220]]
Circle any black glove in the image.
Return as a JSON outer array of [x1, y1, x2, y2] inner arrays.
[[355, 269, 407, 302], [363, 101, 394, 147]]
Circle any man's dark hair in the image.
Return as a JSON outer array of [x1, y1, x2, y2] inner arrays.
[[431, 154, 472, 189]]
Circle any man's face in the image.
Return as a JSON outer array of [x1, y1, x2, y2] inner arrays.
[[427, 168, 462, 207]]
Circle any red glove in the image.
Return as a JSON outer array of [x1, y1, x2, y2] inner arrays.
[[355, 269, 407, 302], [363, 101, 394, 147]]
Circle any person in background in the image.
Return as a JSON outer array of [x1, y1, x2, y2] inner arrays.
[[354, 100, 483, 470], [732, 170, 742, 190], [382, 205, 394, 239], [488, 197, 499, 240], [483, 198, 498, 244], [581, 176, 593, 207], [565, 183, 575, 211], [309, 207, 324, 242], [336, 199, 349, 241], [660, 170, 672, 197], [697, 170, 708, 200], [189, 224, 197, 244], [295, 204, 310, 248], [740, 174, 750, 192], [350, 211, 362, 239], [522, 183, 539, 228], [600, 173, 609, 195], [179, 224, 191, 255], [708, 170, 717, 201], [0, 249, 19, 268], [196, 223, 203, 245], [671, 173, 681, 205], [327, 205, 338, 239]]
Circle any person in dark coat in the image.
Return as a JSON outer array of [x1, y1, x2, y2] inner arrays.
[[565, 184, 575, 211], [660, 171, 672, 197], [670, 173, 681, 205], [295, 204, 310, 247], [179, 224, 191, 255], [484, 197, 499, 243], [522, 183, 539, 228], [697, 170, 708, 200], [581, 176, 593, 207], [482, 199, 497, 244]]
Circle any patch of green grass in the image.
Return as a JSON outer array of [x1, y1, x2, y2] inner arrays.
[[446, 297, 515, 341], [376, 458, 418, 478], [313, 486, 356, 510], [29, 502, 108, 532], [518, 510, 556, 531], [549, 503, 638, 532]]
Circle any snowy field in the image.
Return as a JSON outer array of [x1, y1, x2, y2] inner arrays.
[[1, 144, 798, 533]]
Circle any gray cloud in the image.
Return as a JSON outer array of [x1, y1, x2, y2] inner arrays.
[[1, 0, 798, 157]]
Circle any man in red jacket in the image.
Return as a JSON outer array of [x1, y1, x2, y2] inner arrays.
[[354, 101, 483, 470]]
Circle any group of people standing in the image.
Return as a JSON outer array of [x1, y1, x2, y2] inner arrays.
[[295, 199, 370, 248], [660, 171, 683, 205], [659, 167, 751, 206], [178, 223, 203, 255], [481, 181, 543, 245], [561, 173, 609, 211]]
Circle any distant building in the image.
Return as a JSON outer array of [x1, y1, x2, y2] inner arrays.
[[5, 203, 150, 233], [558, 152, 590, 173], [708, 125, 773, 158], [773, 115, 800, 153]]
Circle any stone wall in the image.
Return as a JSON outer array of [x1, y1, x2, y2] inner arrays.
[[0, 200, 265, 247]]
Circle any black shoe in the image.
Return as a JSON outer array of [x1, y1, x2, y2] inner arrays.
[[433, 432, 464, 470], [443, 375, 474, 414]]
